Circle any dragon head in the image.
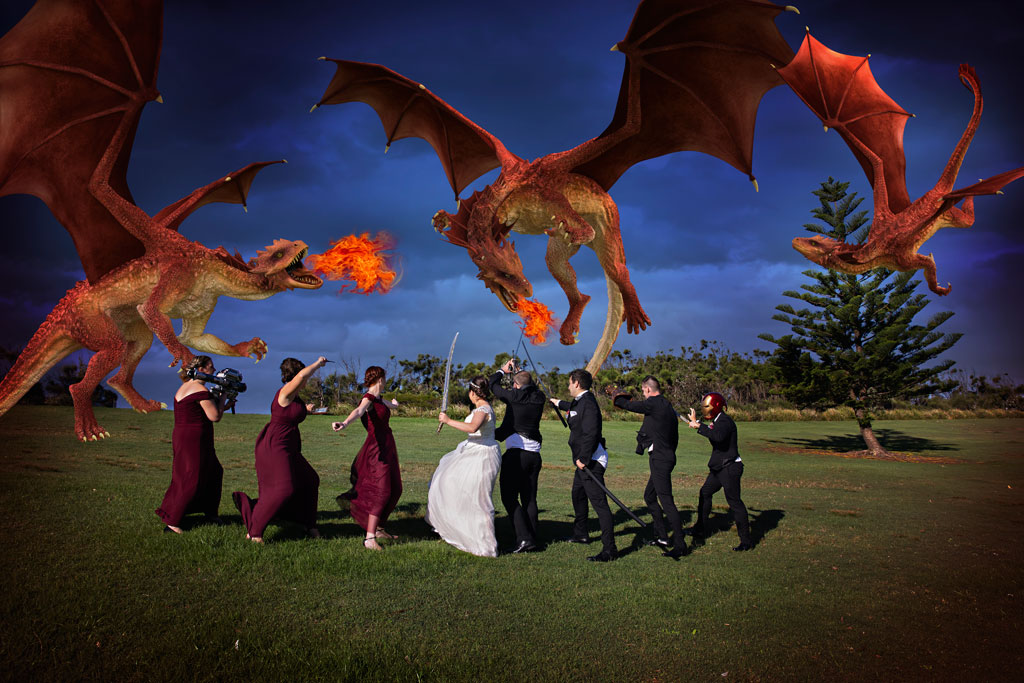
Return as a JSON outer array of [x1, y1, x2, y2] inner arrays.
[[792, 235, 866, 272], [248, 239, 324, 290], [434, 190, 532, 311], [468, 236, 532, 311]]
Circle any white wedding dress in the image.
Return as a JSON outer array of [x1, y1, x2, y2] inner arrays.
[[425, 404, 502, 557]]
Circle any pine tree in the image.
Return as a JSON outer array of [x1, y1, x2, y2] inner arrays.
[[759, 178, 961, 457]]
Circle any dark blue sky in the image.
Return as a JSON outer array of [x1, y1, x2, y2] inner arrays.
[[1, 0, 1021, 412]]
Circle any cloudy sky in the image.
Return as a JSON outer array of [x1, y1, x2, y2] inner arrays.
[[1, 0, 1021, 413]]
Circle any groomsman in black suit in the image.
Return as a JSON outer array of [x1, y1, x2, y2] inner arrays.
[[490, 358, 546, 553], [611, 376, 687, 558], [685, 392, 752, 551], [551, 368, 617, 562]]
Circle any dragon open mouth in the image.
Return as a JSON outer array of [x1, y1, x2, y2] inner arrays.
[[481, 279, 519, 312], [285, 248, 323, 288]]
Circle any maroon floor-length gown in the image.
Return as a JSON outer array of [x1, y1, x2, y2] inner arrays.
[[156, 390, 223, 525], [349, 392, 402, 530], [234, 389, 320, 537]]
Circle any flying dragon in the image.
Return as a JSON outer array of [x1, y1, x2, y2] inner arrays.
[[311, 0, 798, 374], [0, 0, 323, 440], [777, 30, 1024, 294]]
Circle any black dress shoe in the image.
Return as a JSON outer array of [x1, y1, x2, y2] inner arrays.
[[646, 537, 671, 549], [586, 550, 618, 562], [732, 542, 753, 552], [511, 540, 537, 554], [564, 536, 591, 544], [683, 526, 704, 538], [662, 546, 688, 560]]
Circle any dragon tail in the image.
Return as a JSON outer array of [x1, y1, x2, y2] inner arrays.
[[0, 304, 82, 416], [585, 271, 625, 377]]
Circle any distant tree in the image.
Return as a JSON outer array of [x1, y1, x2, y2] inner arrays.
[[759, 178, 961, 457]]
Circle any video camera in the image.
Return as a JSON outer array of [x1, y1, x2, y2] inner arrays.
[[185, 367, 247, 402]]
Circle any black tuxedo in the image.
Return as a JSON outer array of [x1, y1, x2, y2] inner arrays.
[[558, 390, 615, 554], [693, 412, 750, 545], [489, 371, 546, 546], [614, 393, 685, 550]]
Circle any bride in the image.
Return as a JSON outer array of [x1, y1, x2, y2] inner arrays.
[[427, 375, 502, 557]]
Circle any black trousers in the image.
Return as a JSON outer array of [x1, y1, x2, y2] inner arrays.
[[572, 461, 616, 553], [500, 448, 542, 545], [646, 455, 685, 550], [695, 461, 750, 544]]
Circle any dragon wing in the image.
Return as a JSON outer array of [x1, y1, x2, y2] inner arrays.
[[945, 167, 1024, 201], [567, 0, 797, 192], [776, 31, 913, 213], [313, 59, 523, 199], [153, 161, 287, 231], [0, 0, 162, 283]]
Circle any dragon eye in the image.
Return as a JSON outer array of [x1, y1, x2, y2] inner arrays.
[[274, 252, 283, 259]]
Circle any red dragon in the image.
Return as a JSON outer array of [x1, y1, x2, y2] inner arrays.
[[777, 30, 1024, 294], [0, 0, 323, 440], [311, 0, 798, 374]]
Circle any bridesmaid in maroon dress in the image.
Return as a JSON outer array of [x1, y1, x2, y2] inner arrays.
[[332, 365, 402, 550], [156, 355, 231, 534], [233, 356, 327, 543]]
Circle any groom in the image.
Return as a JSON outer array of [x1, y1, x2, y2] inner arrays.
[[490, 358, 546, 553]]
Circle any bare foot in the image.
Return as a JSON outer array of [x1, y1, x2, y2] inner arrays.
[[164, 525, 183, 534], [249, 535, 263, 544], [363, 536, 382, 550], [375, 529, 397, 540]]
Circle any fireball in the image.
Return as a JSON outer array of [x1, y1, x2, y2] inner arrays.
[[306, 232, 399, 294], [516, 298, 558, 345]]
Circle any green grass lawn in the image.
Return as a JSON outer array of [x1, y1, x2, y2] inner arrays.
[[0, 406, 1022, 681]]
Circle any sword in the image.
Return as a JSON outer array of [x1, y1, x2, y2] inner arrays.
[[579, 464, 648, 528], [519, 335, 568, 428], [436, 331, 459, 434]]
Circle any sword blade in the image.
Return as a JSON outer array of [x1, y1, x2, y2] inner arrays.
[[581, 465, 647, 528], [436, 331, 459, 434]]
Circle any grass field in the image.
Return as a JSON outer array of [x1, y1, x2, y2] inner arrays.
[[0, 405, 1021, 682]]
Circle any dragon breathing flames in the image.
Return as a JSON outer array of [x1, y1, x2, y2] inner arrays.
[[313, 0, 798, 375], [306, 232, 399, 294], [515, 299, 559, 345]]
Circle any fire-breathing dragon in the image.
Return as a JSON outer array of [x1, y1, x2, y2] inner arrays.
[[0, 0, 323, 440], [311, 0, 798, 374]]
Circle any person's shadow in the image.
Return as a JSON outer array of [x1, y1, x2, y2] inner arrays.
[[684, 507, 785, 547]]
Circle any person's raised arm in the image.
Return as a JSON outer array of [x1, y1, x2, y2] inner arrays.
[[279, 357, 327, 406]]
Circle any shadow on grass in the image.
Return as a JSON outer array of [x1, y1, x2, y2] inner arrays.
[[688, 507, 785, 547], [768, 429, 957, 453]]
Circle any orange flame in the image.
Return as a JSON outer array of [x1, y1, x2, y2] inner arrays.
[[306, 232, 399, 294], [515, 298, 559, 345]]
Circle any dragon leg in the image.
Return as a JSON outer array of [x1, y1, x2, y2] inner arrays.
[[136, 270, 195, 368], [65, 312, 132, 441], [179, 308, 268, 361], [586, 213, 650, 336], [903, 252, 950, 296], [106, 315, 165, 413], [544, 236, 589, 345], [945, 196, 976, 228]]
